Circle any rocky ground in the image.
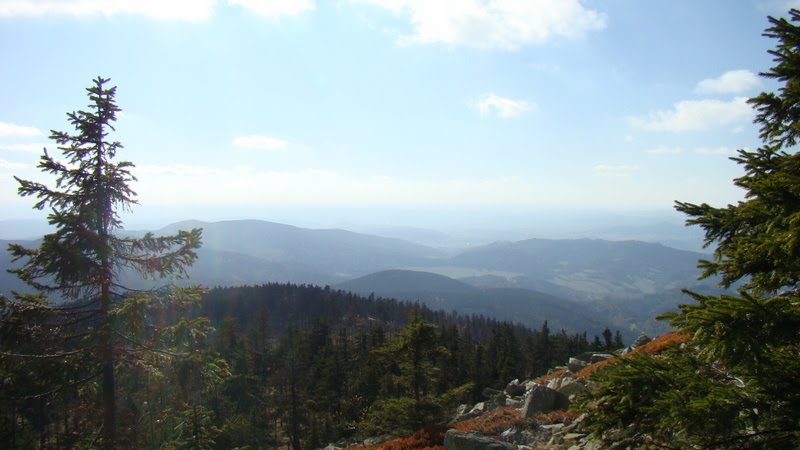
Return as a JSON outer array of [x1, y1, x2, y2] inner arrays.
[[324, 334, 676, 450]]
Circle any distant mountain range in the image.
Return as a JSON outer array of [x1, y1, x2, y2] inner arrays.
[[154, 219, 445, 283], [0, 219, 715, 337]]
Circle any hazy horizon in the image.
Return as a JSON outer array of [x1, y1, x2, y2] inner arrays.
[[0, 205, 706, 252]]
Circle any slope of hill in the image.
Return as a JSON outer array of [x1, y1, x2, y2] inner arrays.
[[337, 269, 606, 335], [583, 221, 705, 252], [337, 269, 475, 295], [156, 220, 445, 281], [116, 247, 334, 290], [444, 238, 711, 300]]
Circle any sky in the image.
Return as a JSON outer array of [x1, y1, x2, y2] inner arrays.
[[0, 0, 795, 231]]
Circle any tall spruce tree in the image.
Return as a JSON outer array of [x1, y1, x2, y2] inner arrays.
[[4, 77, 202, 448], [580, 10, 800, 449]]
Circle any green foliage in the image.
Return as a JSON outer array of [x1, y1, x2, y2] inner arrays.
[[378, 311, 448, 401], [580, 9, 800, 449], [581, 349, 762, 449], [162, 404, 222, 450]]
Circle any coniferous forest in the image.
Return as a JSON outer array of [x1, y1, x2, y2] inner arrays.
[[2, 279, 611, 448]]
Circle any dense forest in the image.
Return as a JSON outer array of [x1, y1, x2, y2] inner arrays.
[[1, 280, 623, 449]]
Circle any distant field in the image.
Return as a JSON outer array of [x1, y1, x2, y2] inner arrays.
[[399, 265, 522, 280]]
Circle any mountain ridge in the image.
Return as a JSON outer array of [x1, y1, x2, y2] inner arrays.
[[337, 269, 608, 335]]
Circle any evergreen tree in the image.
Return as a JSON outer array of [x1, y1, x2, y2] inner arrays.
[[383, 311, 446, 403], [580, 10, 800, 448], [363, 312, 464, 435], [601, 327, 613, 351], [612, 330, 624, 350], [530, 320, 552, 376], [590, 335, 603, 352], [486, 323, 522, 387], [2, 77, 202, 448]]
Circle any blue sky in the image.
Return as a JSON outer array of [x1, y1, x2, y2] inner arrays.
[[0, 0, 794, 229]]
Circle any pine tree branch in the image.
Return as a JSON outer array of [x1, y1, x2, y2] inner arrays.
[[112, 329, 179, 357], [5, 369, 102, 400], [0, 349, 83, 358]]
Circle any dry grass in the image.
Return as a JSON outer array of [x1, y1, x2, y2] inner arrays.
[[452, 406, 535, 436], [532, 367, 568, 384], [574, 357, 616, 379], [349, 407, 536, 449], [630, 331, 689, 355], [375, 425, 447, 450], [532, 408, 580, 425], [573, 331, 690, 379]]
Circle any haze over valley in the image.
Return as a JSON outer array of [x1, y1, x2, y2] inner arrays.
[[0, 217, 716, 340]]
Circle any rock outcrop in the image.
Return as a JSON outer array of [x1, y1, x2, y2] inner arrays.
[[621, 335, 651, 355], [520, 384, 570, 418], [444, 430, 519, 450]]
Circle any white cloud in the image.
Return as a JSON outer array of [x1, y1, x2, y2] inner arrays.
[[0, 143, 46, 153], [232, 134, 289, 151], [623, 135, 634, 143], [645, 146, 683, 155], [0, 0, 216, 21], [695, 146, 732, 155], [695, 70, 760, 95], [227, 0, 314, 17], [476, 93, 533, 118], [0, 121, 42, 138], [593, 164, 638, 177], [357, 0, 607, 50], [630, 97, 752, 132]]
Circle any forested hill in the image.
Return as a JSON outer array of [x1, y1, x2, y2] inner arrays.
[[201, 282, 579, 343], [199, 282, 616, 373]]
